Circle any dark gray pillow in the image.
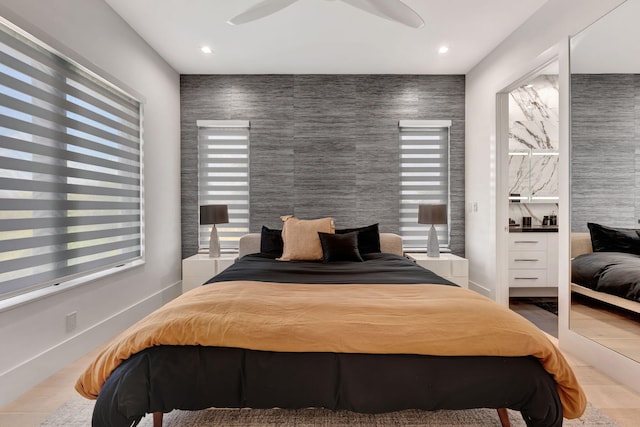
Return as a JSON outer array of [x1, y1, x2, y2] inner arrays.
[[335, 223, 381, 254], [260, 226, 283, 257], [587, 222, 640, 256], [318, 232, 363, 263]]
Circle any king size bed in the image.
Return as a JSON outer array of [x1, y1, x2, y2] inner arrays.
[[76, 219, 586, 427]]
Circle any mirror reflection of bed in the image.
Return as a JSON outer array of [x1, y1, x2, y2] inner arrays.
[[570, 231, 640, 361], [569, 0, 640, 363], [569, 0, 640, 361]]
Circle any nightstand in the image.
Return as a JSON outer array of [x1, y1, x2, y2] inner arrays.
[[405, 253, 469, 288], [181, 253, 237, 293]]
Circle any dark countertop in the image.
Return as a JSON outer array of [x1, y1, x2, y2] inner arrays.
[[509, 225, 558, 232]]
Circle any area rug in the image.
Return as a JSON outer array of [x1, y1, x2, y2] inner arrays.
[[533, 300, 559, 315], [40, 394, 620, 426]]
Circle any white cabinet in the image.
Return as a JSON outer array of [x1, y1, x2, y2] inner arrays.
[[405, 253, 469, 288], [182, 254, 237, 293], [508, 233, 558, 291]]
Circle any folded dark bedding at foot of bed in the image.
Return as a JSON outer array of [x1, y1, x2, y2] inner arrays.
[[92, 345, 562, 427]]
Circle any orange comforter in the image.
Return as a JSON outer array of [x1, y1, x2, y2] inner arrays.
[[76, 281, 586, 418]]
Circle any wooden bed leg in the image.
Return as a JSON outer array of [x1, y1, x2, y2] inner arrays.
[[496, 408, 511, 427], [153, 411, 163, 427]]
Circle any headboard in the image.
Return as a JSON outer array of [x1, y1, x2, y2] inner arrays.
[[571, 232, 592, 258], [238, 233, 404, 258]]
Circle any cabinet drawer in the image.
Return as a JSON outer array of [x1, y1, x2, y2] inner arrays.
[[509, 235, 546, 251], [509, 269, 548, 287], [509, 250, 547, 269]]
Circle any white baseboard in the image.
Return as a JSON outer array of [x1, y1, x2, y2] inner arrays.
[[0, 281, 182, 407], [468, 280, 492, 298]]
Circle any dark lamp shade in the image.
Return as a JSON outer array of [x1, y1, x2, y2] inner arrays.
[[418, 204, 447, 225], [200, 205, 229, 225]]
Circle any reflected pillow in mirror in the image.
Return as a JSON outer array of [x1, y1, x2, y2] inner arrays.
[[587, 222, 640, 255]]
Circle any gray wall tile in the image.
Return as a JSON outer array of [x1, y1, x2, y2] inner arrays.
[[181, 75, 465, 257]]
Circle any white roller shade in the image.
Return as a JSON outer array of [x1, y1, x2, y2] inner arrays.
[[399, 121, 451, 250], [197, 121, 250, 251], [0, 19, 143, 300]]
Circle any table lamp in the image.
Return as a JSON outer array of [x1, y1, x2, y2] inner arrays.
[[418, 204, 447, 257], [200, 205, 229, 257]]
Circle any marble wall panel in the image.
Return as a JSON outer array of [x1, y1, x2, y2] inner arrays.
[[509, 75, 559, 151], [180, 75, 465, 257], [530, 154, 558, 197], [508, 75, 559, 204]]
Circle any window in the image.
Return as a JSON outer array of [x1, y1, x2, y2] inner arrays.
[[0, 20, 143, 300], [399, 120, 451, 250], [197, 120, 250, 252]]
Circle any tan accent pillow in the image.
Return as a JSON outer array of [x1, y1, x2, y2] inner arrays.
[[279, 215, 335, 261]]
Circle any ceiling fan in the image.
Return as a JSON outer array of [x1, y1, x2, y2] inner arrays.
[[227, 0, 425, 28]]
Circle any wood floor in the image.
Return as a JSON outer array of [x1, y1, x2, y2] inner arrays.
[[2, 303, 640, 427], [510, 299, 640, 426], [571, 294, 640, 362]]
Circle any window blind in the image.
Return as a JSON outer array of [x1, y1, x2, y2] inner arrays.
[[399, 120, 451, 250], [197, 120, 250, 251], [0, 20, 143, 299]]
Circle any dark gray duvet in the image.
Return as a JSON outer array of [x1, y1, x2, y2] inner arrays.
[[572, 251, 640, 302]]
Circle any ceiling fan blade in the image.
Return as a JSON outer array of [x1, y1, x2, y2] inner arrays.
[[227, 0, 300, 25], [341, 0, 425, 28]]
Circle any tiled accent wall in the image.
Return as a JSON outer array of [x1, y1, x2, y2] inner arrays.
[[571, 74, 640, 232], [181, 75, 465, 258]]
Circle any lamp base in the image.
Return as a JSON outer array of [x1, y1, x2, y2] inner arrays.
[[427, 224, 440, 257], [209, 224, 221, 258]]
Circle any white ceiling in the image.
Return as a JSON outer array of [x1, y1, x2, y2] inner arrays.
[[104, 0, 549, 75], [570, 0, 640, 74]]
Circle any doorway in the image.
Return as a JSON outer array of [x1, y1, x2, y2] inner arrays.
[[496, 60, 560, 335]]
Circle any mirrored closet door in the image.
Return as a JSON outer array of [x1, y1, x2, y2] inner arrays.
[[569, 0, 640, 362]]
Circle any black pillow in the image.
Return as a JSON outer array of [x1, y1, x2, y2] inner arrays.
[[260, 226, 283, 257], [318, 232, 364, 263], [587, 222, 640, 256], [335, 223, 381, 254]]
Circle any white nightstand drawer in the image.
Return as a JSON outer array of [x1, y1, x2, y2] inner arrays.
[[509, 269, 548, 287], [509, 234, 546, 251], [508, 250, 547, 269]]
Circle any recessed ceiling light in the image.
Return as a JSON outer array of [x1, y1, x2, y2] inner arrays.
[[201, 46, 213, 54], [438, 46, 449, 54]]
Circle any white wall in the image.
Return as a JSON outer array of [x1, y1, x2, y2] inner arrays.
[[0, 0, 181, 406], [465, 0, 640, 394], [464, 0, 623, 298]]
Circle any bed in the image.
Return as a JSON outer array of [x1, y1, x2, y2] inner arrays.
[[571, 225, 640, 313], [77, 225, 586, 427]]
